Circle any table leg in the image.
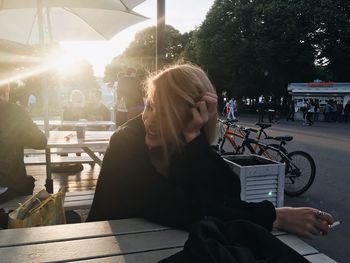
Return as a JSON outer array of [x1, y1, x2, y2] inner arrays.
[[45, 148, 53, 193], [82, 147, 103, 166]]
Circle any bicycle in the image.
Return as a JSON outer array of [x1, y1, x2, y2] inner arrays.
[[215, 120, 285, 156], [214, 120, 316, 196]]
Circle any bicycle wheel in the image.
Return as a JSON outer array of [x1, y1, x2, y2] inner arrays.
[[258, 144, 287, 162], [283, 151, 316, 196]]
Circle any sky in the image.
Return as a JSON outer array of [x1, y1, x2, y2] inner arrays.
[[61, 0, 215, 77]]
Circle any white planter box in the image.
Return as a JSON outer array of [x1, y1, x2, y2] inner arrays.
[[223, 154, 285, 207]]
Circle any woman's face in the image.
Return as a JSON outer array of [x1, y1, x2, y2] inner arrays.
[[142, 100, 182, 149], [142, 101, 164, 149]]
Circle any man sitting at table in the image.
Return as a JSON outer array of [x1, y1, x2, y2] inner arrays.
[[84, 89, 111, 130], [0, 83, 47, 204]]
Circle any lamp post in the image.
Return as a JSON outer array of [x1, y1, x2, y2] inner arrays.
[[156, 0, 165, 70], [263, 71, 269, 98]]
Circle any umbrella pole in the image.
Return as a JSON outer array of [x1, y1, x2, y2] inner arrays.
[[38, 0, 53, 193], [156, 0, 165, 70]]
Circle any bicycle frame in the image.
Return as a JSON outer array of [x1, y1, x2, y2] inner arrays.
[[217, 122, 244, 153]]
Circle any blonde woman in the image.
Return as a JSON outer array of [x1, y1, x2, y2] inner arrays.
[[88, 64, 333, 240]]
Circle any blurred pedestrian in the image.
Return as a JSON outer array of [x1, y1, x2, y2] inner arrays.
[[257, 95, 265, 123], [286, 100, 295, 121], [344, 101, 350, 123]]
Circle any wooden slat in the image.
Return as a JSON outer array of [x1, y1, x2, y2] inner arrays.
[[64, 199, 92, 210], [0, 229, 187, 263], [65, 190, 95, 196], [24, 156, 98, 165], [0, 219, 172, 248], [65, 194, 94, 202], [71, 248, 181, 263], [277, 235, 318, 256], [26, 164, 100, 193], [305, 253, 338, 263], [246, 180, 277, 186]]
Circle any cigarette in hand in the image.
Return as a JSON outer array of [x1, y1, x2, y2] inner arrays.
[[329, 221, 341, 229]]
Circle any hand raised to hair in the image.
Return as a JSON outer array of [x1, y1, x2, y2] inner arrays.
[[183, 92, 217, 143], [273, 207, 333, 239]]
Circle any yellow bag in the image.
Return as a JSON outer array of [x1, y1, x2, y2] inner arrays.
[[8, 187, 66, 228]]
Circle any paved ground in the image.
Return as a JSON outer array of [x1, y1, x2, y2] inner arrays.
[[235, 114, 350, 263]]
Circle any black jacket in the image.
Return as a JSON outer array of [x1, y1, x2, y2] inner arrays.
[[87, 116, 276, 230], [0, 101, 47, 194], [160, 218, 308, 263]]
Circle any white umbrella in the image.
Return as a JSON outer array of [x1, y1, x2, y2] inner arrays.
[[0, 0, 148, 44], [0, 0, 148, 132]]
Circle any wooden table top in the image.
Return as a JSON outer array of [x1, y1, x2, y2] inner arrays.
[[34, 120, 115, 127], [0, 218, 337, 262], [46, 131, 113, 148]]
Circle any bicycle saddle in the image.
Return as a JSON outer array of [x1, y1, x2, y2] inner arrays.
[[228, 119, 239, 123], [272, 136, 293, 142], [255, 123, 271, 129]]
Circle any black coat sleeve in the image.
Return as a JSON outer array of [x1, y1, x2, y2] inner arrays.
[[170, 134, 276, 231], [16, 106, 47, 149]]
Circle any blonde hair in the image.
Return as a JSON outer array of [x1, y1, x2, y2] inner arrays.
[[145, 63, 218, 163]]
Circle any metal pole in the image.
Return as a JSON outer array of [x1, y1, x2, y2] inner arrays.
[[38, 0, 49, 137], [156, 0, 165, 71], [38, 0, 53, 192]]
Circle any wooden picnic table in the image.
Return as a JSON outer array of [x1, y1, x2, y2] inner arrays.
[[0, 218, 337, 262], [42, 131, 113, 193]]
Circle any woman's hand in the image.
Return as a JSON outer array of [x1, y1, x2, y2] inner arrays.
[[273, 207, 334, 239], [183, 92, 217, 143]]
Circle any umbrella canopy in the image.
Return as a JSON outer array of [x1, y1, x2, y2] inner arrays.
[[0, 0, 148, 44]]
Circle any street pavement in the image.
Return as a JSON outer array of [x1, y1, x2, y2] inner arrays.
[[233, 114, 350, 263]]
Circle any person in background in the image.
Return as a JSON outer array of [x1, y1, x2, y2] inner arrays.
[[267, 99, 276, 123], [331, 101, 338, 122], [301, 99, 308, 121], [324, 100, 332, 122], [59, 89, 86, 172], [336, 101, 343, 123], [117, 67, 144, 123], [286, 100, 295, 121], [62, 89, 86, 121], [84, 89, 110, 129], [344, 100, 350, 123], [27, 94, 37, 113], [0, 83, 47, 203], [313, 99, 320, 121], [305, 99, 314, 126], [257, 95, 265, 122], [114, 72, 127, 127], [227, 96, 236, 120], [87, 63, 333, 252]]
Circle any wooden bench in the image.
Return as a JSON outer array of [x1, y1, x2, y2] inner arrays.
[[24, 146, 107, 156], [0, 218, 337, 262], [0, 190, 95, 212], [24, 155, 99, 165]]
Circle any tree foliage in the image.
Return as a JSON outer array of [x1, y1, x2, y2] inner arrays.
[[104, 25, 189, 84], [183, 0, 350, 98]]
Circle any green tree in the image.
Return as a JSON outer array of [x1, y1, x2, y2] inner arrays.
[[104, 25, 189, 83], [184, 0, 350, 98]]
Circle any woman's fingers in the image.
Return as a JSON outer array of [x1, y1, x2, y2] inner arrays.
[[200, 93, 218, 118], [315, 210, 334, 225], [182, 92, 217, 143], [196, 101, 209, 123]]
